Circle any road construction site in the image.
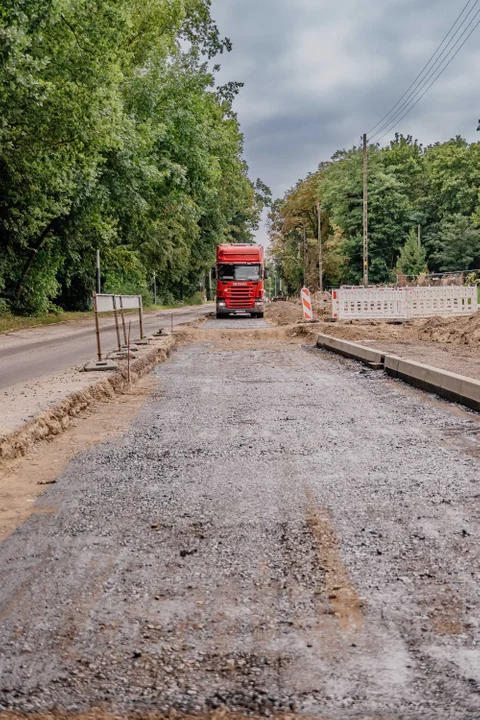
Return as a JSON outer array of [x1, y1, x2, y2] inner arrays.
[[0, 306, 479, 720]]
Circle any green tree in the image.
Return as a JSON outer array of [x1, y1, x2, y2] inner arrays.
[[396, 228, 427, 277], [0, 0, 267, 314], [433, 215, 480, 271], [271, 134, 480, 289]]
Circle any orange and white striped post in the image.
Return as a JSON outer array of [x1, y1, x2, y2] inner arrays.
[[301, 287, 313, 321]]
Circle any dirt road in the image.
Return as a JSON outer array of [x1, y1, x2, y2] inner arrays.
[[0, 318, 479, 719], [0, 305, 211, 391]]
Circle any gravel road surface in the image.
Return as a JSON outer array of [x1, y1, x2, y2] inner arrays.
[[0, 305, 211, 391], [0, 318, 479, 719]]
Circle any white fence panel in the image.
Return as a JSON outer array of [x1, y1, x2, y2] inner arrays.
[[332, 287, 406, 320], [406, 286, 476, 318], [332, 286, 477, 320]]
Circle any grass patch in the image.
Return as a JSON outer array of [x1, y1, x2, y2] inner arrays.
[[0, 298, 212, 334], [0, 311, 93, 334]]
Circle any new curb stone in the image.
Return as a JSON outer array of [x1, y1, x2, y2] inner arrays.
[[385, 355, 480, 413], [317, 333, 480, 413], [316, 334, 385, 369]]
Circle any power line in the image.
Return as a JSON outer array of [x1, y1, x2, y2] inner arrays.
[[373, 13, 480, 143], [368, 0, 480, 142], [371, 4, 480, 142], [367, 0, 478, 138]]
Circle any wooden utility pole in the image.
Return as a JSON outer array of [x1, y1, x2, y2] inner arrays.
[[418, 224, 421, 249], [362, 133, 369, 287], [208, 268, 213, 301], [317, 202, 323, 293], [303, 223, 307, 286], [96, 250, 101, 294]]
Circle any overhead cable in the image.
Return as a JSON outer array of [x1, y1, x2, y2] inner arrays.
[[367, 0, 480, 142]]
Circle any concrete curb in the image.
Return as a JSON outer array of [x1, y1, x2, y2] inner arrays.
[[0, 336, 175, 464], [385, 355, 480, 413], [316, 334, 385, 369], [317, 333, 480, 412]]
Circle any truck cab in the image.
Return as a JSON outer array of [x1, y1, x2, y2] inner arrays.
[[215, 244, 266, 319]]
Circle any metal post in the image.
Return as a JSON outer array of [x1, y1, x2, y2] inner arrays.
[[138, 296, 145, 339], [96, 250, 101, 294], [113, 295, 121, 351], [418, 224, 421, 249], [153, 272, 157, 305], [363, 133, 369, 287], [317, 202, 323, 294], [127, 322, 131, 385], [119, 296, 127, 345], [208, 268, 213, 302], [93, 293, 102, 361]]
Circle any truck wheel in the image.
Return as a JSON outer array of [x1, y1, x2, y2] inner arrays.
[[216, 312, 226, 319], [256, 312, 264, 319]]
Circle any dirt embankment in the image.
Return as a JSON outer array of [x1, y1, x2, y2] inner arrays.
[[265, 300, 480, 381], [266, 300, 480, 345]]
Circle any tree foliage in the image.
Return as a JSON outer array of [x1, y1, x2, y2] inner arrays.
[[269, 134, 480, 291], [0, 0, 269, 314]]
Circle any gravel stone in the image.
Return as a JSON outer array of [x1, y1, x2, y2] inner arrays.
[[0, 319, 479, 718]]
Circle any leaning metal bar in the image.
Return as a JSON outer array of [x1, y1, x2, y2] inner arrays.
[[119, 296, 127, 345], [113, 295, 122, 351], [93, 293, 102, 361], [138, 295, 145, 339]]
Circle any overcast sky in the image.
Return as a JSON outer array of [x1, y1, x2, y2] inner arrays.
[[210, 0, 480, 245]]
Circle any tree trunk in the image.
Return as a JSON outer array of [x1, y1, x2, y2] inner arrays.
[[15, 217, 62, 301]]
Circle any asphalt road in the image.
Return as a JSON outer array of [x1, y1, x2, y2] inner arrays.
[[0, 305, 212, 390], [0, 318, 479, 718]]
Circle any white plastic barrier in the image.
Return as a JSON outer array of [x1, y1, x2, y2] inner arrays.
[[332, 286, 477, 320], [406, 286, 476, 318]]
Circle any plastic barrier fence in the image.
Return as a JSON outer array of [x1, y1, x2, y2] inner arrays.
[[332, 286, 477, 320]]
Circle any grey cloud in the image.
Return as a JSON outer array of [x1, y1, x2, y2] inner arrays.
[[210, 0, 480, 236]]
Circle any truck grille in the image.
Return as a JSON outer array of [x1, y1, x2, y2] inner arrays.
[[226, 286, 255, 309]]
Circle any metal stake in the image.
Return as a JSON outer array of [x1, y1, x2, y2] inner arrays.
[[119, 296, 127, 345], [93, 293, 102, 361], [113, 295, 121, 351], [138, 296, 145, 339], [127, 321, 131, 385]]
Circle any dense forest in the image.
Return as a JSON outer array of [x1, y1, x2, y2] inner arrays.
[[0, 0, 270, 315], [269, 135, 480, 293]]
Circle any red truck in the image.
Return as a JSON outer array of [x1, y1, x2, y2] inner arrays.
[[215, 244, 267, 319]]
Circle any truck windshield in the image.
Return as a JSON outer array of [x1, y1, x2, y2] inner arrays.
[[218, 264, 262, 281]]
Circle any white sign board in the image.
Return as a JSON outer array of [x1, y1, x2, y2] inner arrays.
[[119, 295, 141, 310], [95, 294, 116, 313]]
